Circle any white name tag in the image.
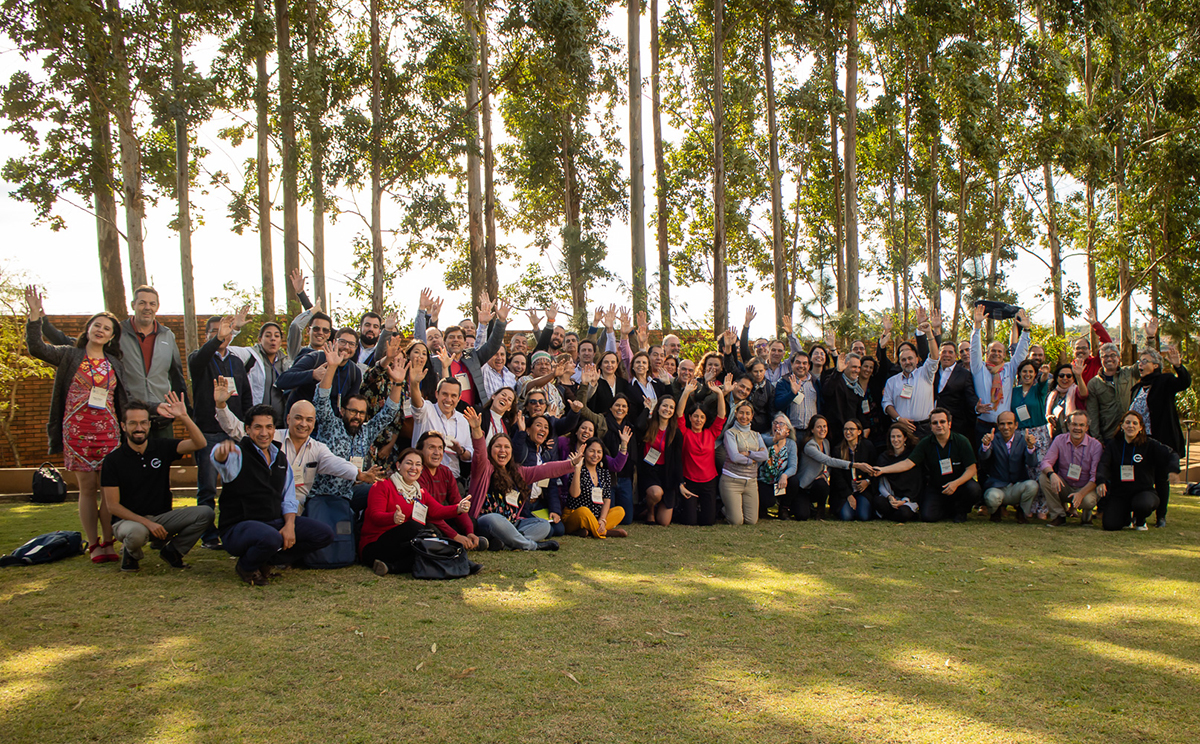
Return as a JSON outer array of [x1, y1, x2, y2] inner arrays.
[[350, 456, 364, 469], [455, 372, 472, 392], [291, 462, 306, 486], [1016, 405, 1030, 421], [644, 448, 661, 465], [861, 399, 870, 413], [88, 386, 108, 409], [1067, 463, 1082, 480], [505, 490, 520, 507], [412, 501, 428, 525], [403, 400, 414, 417], [591, 486, 604, 505], [1120, 465, 1135, 482], [900, 384, 913, 400], [775, 484, 786, 496], [939, 458, 953, 475]]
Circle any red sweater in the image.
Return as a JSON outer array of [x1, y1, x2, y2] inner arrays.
[[360, 478, 463, 552], [677, 416, 725, 482], [1076, 322, 1112, 407], [418, 464, 474, 539]]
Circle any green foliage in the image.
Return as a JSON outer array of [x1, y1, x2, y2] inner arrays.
[[0, 264, 53, 466]]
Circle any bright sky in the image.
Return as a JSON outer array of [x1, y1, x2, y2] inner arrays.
[[0, 14, 1139, 340]]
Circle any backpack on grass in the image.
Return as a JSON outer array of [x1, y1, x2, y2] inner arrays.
[[303, 495, 357, 569], [31, 463, 68, 504], [0, 531, 84, 567]]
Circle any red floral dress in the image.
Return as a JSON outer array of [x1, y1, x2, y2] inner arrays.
[[62, 357, 119, 472]]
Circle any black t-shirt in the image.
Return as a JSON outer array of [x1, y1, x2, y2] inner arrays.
[[100, 439, 184, 519], [909, 433, 975, 488]]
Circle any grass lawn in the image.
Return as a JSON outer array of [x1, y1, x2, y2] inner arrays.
[[2, 490, 1199, 744]]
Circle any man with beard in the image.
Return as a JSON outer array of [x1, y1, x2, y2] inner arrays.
[[534, 302, 567, 354], [276, 327, 364, 418], [1086, 337, 1148, 441], [356, 312, 383, 365], [312, 341, 401, 509], [102, 395, 212, 572]]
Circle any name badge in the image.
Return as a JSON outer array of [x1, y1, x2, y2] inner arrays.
[[861, 399, 871, 414], [644, 448, 661, 465], [536, 478, 550, 488], [775, 484, 786, 496], [222, 377, 239, 397], [1120, 465, 1135, 482], [403, 400, 414, 417], [291, 462, 306, 486], [591, 487, 604, 505], [87, 386, 108, 409], [412, 501, 428, 525], [1067, 463, 1082, 480], [900, 384, 913, 400], [505, 490, 521, 507], [939, 458, 953, 475], [455, 372, 472, 392], [1016, 405, 1030, 421], [350, 456, 364, 469]]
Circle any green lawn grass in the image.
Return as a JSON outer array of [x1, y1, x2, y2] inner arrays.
[[2, 491, 1199, 744]]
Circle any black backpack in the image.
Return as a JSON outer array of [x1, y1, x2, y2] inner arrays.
[[410, 530, 471, 580], [31, 463, 68, 504], [0, 531, 84, 567]]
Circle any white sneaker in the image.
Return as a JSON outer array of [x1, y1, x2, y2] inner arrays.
[[1135, 523, 1149, 531]]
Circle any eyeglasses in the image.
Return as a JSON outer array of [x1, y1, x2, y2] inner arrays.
[[336, 339, 356, 347], [344, 409, 367, 418], [1057, 372, 1074, 378], [527, 399, 546, 406]]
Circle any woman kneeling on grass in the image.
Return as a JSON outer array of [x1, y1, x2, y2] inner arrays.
[[564, 434, 631, 538], [1095, 411, 1179, 531], [360, 449, 480, 576], [464, 407, 581, 551]]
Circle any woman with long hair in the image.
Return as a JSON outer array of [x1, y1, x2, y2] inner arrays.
[[638, 394, 681, 525], [360, 448, 479, 576], [511, 414, 567, 537], [628, 350, 669, 420], [601, 393, 644, 525], [564, 434, 632, 538], [507, 351, 529, 380], [797, 415, 870, 520], [874, 423, 922, 522], [675, 378, 728, 526], [25, 287, 129, 563], [464, 407, 580, 551], [479, 386, 518, 445], [830, 419, 877, 521], [1096, 411, 1180, 531]]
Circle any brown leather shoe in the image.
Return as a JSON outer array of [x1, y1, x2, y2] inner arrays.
[[990, 508, 1003, 522], [1049, 516, 1067, 527], [235, 562, 268, 586], [1014, 507, 1027, 524]]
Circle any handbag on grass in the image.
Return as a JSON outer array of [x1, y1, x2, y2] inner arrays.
[[409, 529, 471, 580], [31, 463, 68, 504]]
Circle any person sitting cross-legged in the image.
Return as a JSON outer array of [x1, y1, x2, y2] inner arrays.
[[212, 404, 335, 585], [977, 411, 1038, 523], [102, 394, 213, 572]]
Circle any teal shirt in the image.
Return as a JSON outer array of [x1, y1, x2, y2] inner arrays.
[[1009, 379, 1049, 428]]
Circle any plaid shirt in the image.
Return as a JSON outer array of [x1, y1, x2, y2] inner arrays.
[[312, 386, 398, 499]]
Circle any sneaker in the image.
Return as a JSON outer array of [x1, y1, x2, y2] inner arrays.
[[1048, 516, 1067, 527], [535, 540, 560, 551], [120, 550, 140, 572], [473, 536, 489, 551], [201, 538, 224, 551], [372, 559, 390, 577], [468, 561, 483, 575], [1155, 517, 1166, 528], [235, 562, 268, 586], [159, 544, 190, 569], [1135, 523, 1149, 532]]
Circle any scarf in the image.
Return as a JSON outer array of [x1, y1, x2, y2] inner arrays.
[[390, 473, 421, 504], [985, 361, 1006, 406]]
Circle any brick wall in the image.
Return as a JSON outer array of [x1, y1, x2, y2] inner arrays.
[[3, 315, 207, 468]]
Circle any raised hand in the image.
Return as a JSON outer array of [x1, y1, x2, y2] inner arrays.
[[568, 447, 584, 469], [213, 377, 232, 407], [930, 308, 942, 333], [160, 391, 188, 420], [217, 316, 234, 342], [383, 311, 398, 332], [1071, 357, 1085, 377], [435, 345, 453, 369], [1084, 306, 1097, 325], [477, 291, 494, 324], [419, 287, 432, 313], [635, 323, 649, 347], [1166, 344, 1181, 366], [619, 426, 633, 447], [430, 296, 444, 323], [722, 372, 734, 395], [706, 379, 723, 396], [604, 304, 617, 329], [311, 362, 329, 384], [555, 355, 573, 377], [545, 301, 559, 325], [214, 439, 239, 462], [593, 306, 604, 327], [289, 268, 306, 295], [1015, 309, 1030, 329], [781, 314, 793, 335], [233, 304, 251, 331], [496, 298, 512, 323], [581, 362, 599, 387], [24, 286, 44, 321], [744, 305, 757, 326], [408, 359, 428, 384], [881, 314, 893, 333], [361, 465, 385, 484], [385, 334, 404, 362], [825, 328, 836, 348], [636, 310, 649, 331], [973, 303, 985, 324], [462, 406, 482, 431], [568, 399, 584, 413], [683, 378, 698, 396], [980, 427, 995, 449], [526, 307, 542, 329], [916, 306, 928, 325], [617, 306, 631, 331], [722, 326, 736, 349], [386, 358, 409, 384], [1146, 317, 1159, 339]]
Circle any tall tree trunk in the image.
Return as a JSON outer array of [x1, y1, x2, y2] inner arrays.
[[171, 12, 195, 353], [902, 53, 911, 335], [307, 0, 326, 306], [1112, 44, 1130, 359], [106, 0, 145, 289], [563, 115, 587, 328], [952, 148, 965, 339], [481, 5, 498, 298], [629, 0, 646, 317], [276, 0, 299, 317], [712, 0, 727, 335], [651, 0, 670, 330], [827, 34, 843, 311], [765, 15, 786, 336], [91, 90, 126, 318], [1084, 33, 1098, 347], [256, 0, 274, 316], [889, 174, 899, 319], [843, 1, 859, 323], [465, 0, 484, 315], [926, 71, 940, 313], [370, 0, 383, 312], [987, 175, 1000, 341], [1038, 3, 1063, 336]]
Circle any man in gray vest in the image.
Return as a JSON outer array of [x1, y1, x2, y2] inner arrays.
[[120, 285, 189, 439]]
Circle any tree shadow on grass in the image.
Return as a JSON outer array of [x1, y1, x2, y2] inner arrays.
[[1, 495, 1199, 743]]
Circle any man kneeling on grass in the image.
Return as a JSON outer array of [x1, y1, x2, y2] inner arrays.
[[102, 395, 213, 572], [212, 404, 335, 585]]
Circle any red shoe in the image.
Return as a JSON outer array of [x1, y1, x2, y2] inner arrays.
[[87, 542, 106, 564], [99, 540, 120, 563]]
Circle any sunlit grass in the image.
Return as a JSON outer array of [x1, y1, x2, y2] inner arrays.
[[1, 491, 1199, 742]]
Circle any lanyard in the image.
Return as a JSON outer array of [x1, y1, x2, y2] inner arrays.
[[213, 351, 233, 379]]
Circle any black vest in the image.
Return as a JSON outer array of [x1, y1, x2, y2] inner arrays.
[[217, 437, 289, 531]]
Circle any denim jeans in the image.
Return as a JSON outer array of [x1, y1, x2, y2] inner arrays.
[[194, 431, 231, 542], [476, 513, 551, 550], [220, 516, 335, 572], [613, 476, 634, 525], [838, 491, 874, 521]]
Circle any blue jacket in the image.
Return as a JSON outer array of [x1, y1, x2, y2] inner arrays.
[[978, 434, 1037, 488]]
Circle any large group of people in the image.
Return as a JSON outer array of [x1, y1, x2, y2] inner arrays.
[[23, 273, 1191, 584]]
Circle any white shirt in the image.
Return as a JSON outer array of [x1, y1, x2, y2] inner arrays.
[[970, 329, 1030, 424], [882, 350, 939, 421], [482, 363, 517, 401], [410, 398, 472, 478]]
